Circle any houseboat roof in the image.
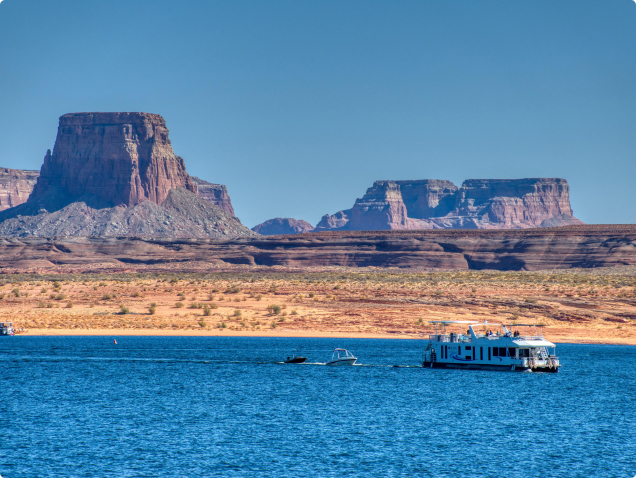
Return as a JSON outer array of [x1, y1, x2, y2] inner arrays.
[[512, 338, 556, 347], [429, 320, 478, 325]]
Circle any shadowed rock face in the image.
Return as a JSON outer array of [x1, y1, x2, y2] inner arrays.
[[190, 176, 235, 216], [316, 178, 583, 231], [252, 218, 314, 235], [30, 112, 196, 207], [0, 168, 40, 211]]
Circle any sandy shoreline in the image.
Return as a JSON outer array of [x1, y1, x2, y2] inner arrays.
[[16, 328, 636, 345]]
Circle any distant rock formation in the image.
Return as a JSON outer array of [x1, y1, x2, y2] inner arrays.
[[190, 176, 235, 216], [252, 218, 315, 235], [0, 112, 255, 238], [315, 178, 583, 231], [0, 167, 39, 211]]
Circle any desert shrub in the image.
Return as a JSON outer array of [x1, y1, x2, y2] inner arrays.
[[37, 301, 46, 308], [208, 294, 215, 301], [0, 293, 4, 300], [256, 294, 262, 301], [308, 292, 315, 298], [218, 322, 227, 329], [53, 281, 61, 289], [102, 293, 112, 300], [202, 305, 211, 316], [41, 288, 47, 293], [12, 288, 20, 297], [189, 302, 203, 309], [212, 289, 219, 293], [267, 304, 282, 315], [198, 318, 206, 327], [271, 321, 277, 329], [333, 285, 340, 290], [291, 310, 298, 315], [148, 303, 157, 315], [98, 282, 106, 287], [120, 305, 130, 314], [225, 286, 241, 294], [209, 303, 218, 309], [65, 302, 73, 309], [132, 291, 141, 298], [233, 309, 242, 317], [175, 302, 184, 308], [55, 293, 67, 301]]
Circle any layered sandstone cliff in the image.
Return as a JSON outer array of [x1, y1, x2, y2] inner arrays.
[[0, 112, 255, 239], [30, 112, 196, 207], [0, 226, 634, 272], [315, 178, 582, 231], [0, 168, 39, 211], [252, 218, 315, 235], [190, 176, 235, 216]]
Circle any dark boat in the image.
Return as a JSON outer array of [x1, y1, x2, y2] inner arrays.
[[284, 354, 307, 363]]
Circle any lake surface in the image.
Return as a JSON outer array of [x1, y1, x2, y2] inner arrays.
[[1, 336, 634, 477]]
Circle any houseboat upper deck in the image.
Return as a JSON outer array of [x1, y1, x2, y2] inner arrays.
[[422, 320, 559, 372]]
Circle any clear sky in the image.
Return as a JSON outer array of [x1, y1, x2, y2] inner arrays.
[[0, 0, 634, 228]]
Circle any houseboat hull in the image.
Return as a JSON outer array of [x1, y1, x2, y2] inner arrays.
[[422, 361, 559, 373]]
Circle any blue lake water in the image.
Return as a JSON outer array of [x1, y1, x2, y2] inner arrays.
[[1, 336, 635, 478]]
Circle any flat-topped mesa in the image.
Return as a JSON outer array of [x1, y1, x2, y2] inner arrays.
[[315, 178, 582, 231], [0, 167, 40, 211], [30, 112, 196, 207], [452, 178, 574, 228]]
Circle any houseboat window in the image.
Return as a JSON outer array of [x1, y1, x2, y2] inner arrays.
[[465, 346, 471, 350], [508, 347, 516, 358], [492, 348, 498, 357], [458, 346, 461, 355], [480, 347, 483, 360], [472, 348, 475, 360], [488, 347, 491, 360], [498, 347, 506, 357]]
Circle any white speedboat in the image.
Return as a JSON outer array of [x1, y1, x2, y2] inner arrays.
[[326, 348, 357, 366], [422, 320, 560, 373]]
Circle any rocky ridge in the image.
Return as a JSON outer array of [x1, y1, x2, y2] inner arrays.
[[316, 178, 583, 231], [252, 218, 315, 235], [0, 225, 634, 272]]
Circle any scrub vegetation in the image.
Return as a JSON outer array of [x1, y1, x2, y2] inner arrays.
[[0, 268, 634, 343]]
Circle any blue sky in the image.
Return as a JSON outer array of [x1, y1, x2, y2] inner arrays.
[[0, 0, 634, 227]]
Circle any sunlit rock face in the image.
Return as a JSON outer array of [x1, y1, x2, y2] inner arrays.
[[30, 112, 196, 207], [315, 178, 583, 231]]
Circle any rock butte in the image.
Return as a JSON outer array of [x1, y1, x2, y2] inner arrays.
[[252, 217, 315, 235], [32, 112, 196, 207], [315, 178, 584, 231], [0, 112, 254, 239]]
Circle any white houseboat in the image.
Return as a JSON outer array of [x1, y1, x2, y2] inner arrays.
[[422, 320, 560, 372], [0, 322, 14, 336]]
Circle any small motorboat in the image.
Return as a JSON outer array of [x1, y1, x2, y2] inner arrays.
[[284, 354, 307, 364], [326, 348, 357, 366]]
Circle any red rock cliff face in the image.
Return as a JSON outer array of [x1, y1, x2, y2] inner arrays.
[[190, 176, 235, 216], [30, 112, 196, 207], [0, 168, 40, 211], [316, 178, 582, 231]]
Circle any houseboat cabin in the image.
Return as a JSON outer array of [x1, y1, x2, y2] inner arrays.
[[0, 322, 14, 336], [422, 320, 560, 372]]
